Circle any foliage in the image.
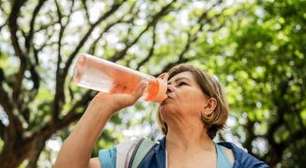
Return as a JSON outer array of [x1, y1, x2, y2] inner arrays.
[[0, 0, 305, 167]]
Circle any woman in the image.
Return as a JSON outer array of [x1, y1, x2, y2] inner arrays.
[[54, 64, 269, 168]]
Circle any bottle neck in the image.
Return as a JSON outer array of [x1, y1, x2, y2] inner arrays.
[[144, 78, 167, 102]]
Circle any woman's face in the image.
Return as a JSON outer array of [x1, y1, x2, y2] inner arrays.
[[159, 71, 208, 121]]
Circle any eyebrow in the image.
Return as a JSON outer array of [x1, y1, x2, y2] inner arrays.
[[168, 77, 190, 84]]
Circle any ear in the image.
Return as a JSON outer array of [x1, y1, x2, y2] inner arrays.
[[203, 97, 217, 116]]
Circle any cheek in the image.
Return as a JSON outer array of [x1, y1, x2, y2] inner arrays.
[[178, 90, 206, 113]]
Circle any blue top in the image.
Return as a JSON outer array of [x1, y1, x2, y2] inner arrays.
[[139, 138, 269, 168], [99, 137, 270, 168], [216, 143, 232, 168], [99, 147, 116, 168]]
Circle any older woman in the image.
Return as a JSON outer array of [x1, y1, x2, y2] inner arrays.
[[55, 64, 269, 168]]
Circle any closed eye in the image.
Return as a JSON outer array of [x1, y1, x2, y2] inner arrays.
[[177, 82, 187, 87]]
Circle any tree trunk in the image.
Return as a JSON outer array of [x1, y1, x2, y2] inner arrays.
[[267, 144, 283, 167], [0, 146, 27, 168], [0, 136, 46, 168]]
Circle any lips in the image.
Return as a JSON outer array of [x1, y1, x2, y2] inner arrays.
[[160, 93, 174, 105], [166, 92, 175, 99]]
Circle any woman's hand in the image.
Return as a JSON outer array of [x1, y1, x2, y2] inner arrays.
[[158, 73, 169, 82], [90, 81, 148, 113], [54, 81, 147, 168]]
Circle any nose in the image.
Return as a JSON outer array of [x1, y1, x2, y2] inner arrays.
[[166, 84, 175, 94]]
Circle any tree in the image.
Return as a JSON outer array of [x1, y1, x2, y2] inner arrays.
[[197, 0, 306, 167], [0, 0, 230, 167]]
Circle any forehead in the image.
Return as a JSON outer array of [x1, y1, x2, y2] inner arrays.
[[168, 71, 196, 82]]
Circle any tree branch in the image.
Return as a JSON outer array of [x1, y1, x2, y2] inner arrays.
[[88, 1, 138, 55], [0, 19, 7, 32], [53, 1, 124, 121], [136, 25, 157, 70], [157, 0, 226, 74], [0, 85, 14, 117], [0, 0, 8, 31], [88, 17, 127, 55], [25, 0, 46, 53], [52, 0, 75, 121], [244, 119, 256, 154], [8, 0, 28, 101], [49, 1, 125, 120], [33, 90, 94, 140], [34, 20, 58, 33], [110, 0, 177, 62], [81, 0, 91, 25], [25, 139, 46, 168], [267, 79, 290, 139], [33, 33, 56, 59], [62, 1, 125, 80], [264, 79, 291, 165], [5, 0, 29, 147], [8, 0, 43, 124], [0, 79, 21, 151]]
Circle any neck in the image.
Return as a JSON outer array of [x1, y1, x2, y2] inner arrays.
[[165, 118, 214, 152]]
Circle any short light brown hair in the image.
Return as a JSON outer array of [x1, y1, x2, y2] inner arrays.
[[157, 64, 229, 139]]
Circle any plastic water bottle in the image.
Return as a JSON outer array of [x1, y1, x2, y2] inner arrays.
[[72, 54, 168, 102]]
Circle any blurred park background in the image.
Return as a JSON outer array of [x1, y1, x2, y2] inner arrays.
[[0, 0, 305, 167]]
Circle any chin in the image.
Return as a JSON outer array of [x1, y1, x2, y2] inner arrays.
[[159, 103, 175, 115]]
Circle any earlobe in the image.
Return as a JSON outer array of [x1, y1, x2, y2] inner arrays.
[[202, 109, 213, 117]]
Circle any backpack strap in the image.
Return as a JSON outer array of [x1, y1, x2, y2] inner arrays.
[[128, 138, 156, 168]]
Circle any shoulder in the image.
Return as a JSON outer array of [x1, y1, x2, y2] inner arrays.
[[217, 142, 270, 168], [98, 138, 141, 168]]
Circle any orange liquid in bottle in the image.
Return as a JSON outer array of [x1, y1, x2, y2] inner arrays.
[[73, 54, 167, 102]]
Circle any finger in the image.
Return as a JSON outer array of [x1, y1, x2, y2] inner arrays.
[[93, 91, 111, 101], [158, 73, 166, 79], [133, 81, 148, 99], [158, 73, 169, 81], [96, 91, 109, 97]]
